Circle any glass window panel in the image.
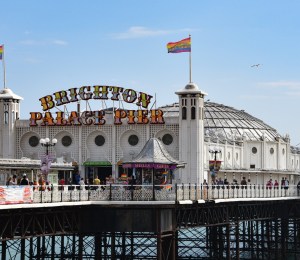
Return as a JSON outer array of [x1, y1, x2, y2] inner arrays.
[[219, 119, 230, 128], [249, 129, 260, 139], [214, 119, 223, 127], [226, 120, 237, 127], [206, 119, 216, 127], [204, 111, 212, 118]]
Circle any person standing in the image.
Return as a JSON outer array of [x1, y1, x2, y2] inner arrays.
[[74, 172, 81, 185], [266, 179, 273, 190], [79, 177, 85, 186], [241, 177, 247, 189], [79, 177, 85, 190], [93, 175, 100, 185], [11, 175, 17, 185], [58, 177, 65, 191], [59, 177, 65, 186], [68, 177, 74, 191], [274, 180, 279, 189], [38, 176, 46, 191], [284, 178, 289, 190], [93, 175, 101, 190], [203, 179, 208, 200], [6, 177, 13, 185], [297, 180, 300, 196], [20, 173, 29, 185], [281, 177, 285, 189]]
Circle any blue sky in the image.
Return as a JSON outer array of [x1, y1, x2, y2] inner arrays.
[[1, 0, 300, 145]]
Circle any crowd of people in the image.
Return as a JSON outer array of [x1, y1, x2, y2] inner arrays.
[[5, 173, 53, 191], [57, 172, 116, 191], [5, 173, 298, 194], [6, 173, 30, 186], [203, 176, 292, 190]]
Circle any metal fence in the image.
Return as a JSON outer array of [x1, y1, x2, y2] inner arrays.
[[28, 184, 299, 203], [176, 184, 298, 201]]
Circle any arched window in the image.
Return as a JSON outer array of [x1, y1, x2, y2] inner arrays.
[[182, 107, 187, 120], [191, 107, 196, 119], [4, 111, 8, 124]]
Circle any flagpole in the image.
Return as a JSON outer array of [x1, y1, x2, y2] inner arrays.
[[189, 35, 192, 83], [1, 45, 6, 89]]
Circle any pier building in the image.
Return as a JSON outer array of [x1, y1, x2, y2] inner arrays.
[[0, 82, 299, 186]]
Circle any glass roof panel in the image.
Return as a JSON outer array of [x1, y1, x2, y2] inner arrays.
[[160, 102, 282, 142]]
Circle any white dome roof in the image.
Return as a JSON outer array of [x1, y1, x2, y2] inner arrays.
[[175, 82, 207, 96], [0, 88, 23, 100]]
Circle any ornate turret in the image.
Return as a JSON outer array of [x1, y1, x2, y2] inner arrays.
[[175, 82, 207, 184], [0, 88, 23, 158]]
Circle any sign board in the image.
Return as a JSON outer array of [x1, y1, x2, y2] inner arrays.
[[0, 186, 33, 204], [29, 85, 165, 126]]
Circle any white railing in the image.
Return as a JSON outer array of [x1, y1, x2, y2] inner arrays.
[[175, 184, 298, 201], [33, 184, 299, 203], [2, 184, 299, 204], [31, 184, 176, 203]]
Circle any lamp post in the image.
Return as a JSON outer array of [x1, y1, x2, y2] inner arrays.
[[40, 138, 57, 181], [40, 138, 57, 155], [209, 146, 222, 183]]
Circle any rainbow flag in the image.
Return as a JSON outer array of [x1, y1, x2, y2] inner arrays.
[[167, 37, 191, 53], [0, 45, 3, 60]]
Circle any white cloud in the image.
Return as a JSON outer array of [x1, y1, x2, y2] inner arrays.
[[52, 40, 68, 46], [258, 81, 300, 90], [285, 91, 300, 96], [112, 26, 193, 39], [24, 58, 41, 64], [20, 40, 38, 45], [239, 95, 280, 100], [20, 39, 68, 46]]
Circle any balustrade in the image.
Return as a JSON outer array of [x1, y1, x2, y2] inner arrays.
[[0, 184, 298, 205]]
